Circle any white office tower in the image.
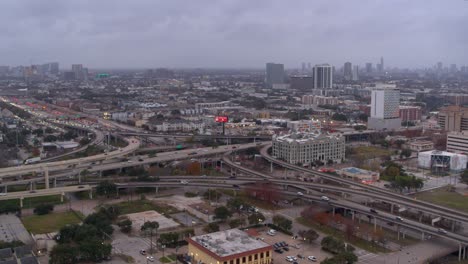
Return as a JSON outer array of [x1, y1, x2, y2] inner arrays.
[[352, 65, 359, 81], [367, 85, 401, 130], [313, 64, 333, 89]]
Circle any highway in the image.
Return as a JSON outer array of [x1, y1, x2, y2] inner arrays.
[[118, 132, 271, 140], [111, 179, 468, 245], [257, 144, 468, 224]]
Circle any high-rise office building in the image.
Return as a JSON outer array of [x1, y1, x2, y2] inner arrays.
[[72, 64, 84, 80], [352, 65, 359, 81], [365, 63, 372, 73], [50, 62, 59, 75], [343, 62, 352, 81], [265, 63, 285, 88], [438, 106, 468, 132], [368, 85, 401, 130], [450, 64, 457, 73], [313, 64, 333, 89], [380, 57, 384, 72]]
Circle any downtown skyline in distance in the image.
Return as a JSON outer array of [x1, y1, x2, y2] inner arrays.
[[1, 0, 467, 69]]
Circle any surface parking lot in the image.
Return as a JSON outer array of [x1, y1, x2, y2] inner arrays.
[[257, 229, 332, 264]]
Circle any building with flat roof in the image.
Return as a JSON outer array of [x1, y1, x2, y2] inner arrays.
[[313, 64, 333, 89], [272, 131, 345, 165], [447, 131, 468, 154], [338, 167, 379, 184], [438, 105, 468, 132], [187, 229, 272, 264], [368, 86, 401, 130], [418, 150, 467, 172]]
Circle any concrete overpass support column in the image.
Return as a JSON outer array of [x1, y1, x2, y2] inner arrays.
[[270, 162, 273, 173], [44, 167, 50, 189], [452, 221, 456, 232], [390, 204, 394, 214], [352, 212, 355, 221], [419, 213, 423, 223], [99, 170, 102, 179], [89, 190, 93, 199], [20, 197, 23, 208], [332, 207, 335, 216], [397, 226, 400, 241], [373, 218, 377, 232], [421, 232, 424, 241], [155, 187, 159, 194], [358, 216, 361, 224], [463, 245, 466, 260], [60, 193, 64, 202], [459, 244, 462, 262], [54, 178, 57, 188], [29, 182, 33, 191], [4, 185, 6, 193]]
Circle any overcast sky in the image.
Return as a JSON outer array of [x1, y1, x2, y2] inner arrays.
[[1, 0, 467, 69]]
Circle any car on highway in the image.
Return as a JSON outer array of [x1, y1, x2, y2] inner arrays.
[[0, 193, 6, 196], [188, 152, 198, 155], [181, 180, 189, 184], [138, 158, 144, 162], [438, 228, 447, 234], [78, 186, 85, 189], [147, 256, 155, 262], [232, 184, 240, 188], [307, 256, 317, 262], [370, 208, 378, 214], [395, 216, 404, 221], [320, 196, 330, 201], [127, 160, 133, 163], [297, 192, 304, 196]]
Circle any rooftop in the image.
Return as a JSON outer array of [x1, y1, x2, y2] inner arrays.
[[189, 228, 270, 258]]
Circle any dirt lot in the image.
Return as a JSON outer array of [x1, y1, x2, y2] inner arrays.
[[257, 229, 333, 264]]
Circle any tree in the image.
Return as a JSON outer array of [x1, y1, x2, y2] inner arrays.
[[203, 222, 220, 233], [45, 127, 54, 134], [400, 149, 412, 158], [337, 251, 358, 264], [228, 218, 245, 228], [272, 215, 292, 231], [214, 206, 232, 221], [96, 181, 117, 197], [227, 197, 246, 215], [43, 135, 58, 142], [84, 211, 114, 238], [331, 113, 348, 122], [141, 221, 159, 254], [298, 229, 319, 243], [32, 128, 44, 137], [171, 109, 181, 115], [159, 232, 179, 246], [117, 217, 133, 233], [49, 244, 79, 264], [33, 204, 54, 215], [461, 169, 468, 185], [248, 212, 266, 225]]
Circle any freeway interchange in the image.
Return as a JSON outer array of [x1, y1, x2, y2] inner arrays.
[[1, 132, 468, 257]]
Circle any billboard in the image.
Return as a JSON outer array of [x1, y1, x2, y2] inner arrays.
[[215, 116, 229, 123]]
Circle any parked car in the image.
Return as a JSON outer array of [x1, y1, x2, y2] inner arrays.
[[139, 250, 146, 255], [147, 256, 155, 262], [308, 256, 317, 262], [395, 216, 404, 221]]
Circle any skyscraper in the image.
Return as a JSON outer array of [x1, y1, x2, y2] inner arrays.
[[72, 64, 84, 80], [50, 62, 59, 75], [265, 63, 285, 88], [343, 62, 352, 81], [352, 65, 359, 81], [380, 57, 384, 72], [313, 64, 333, 89], [368, 85, 401, 130], [365, 63, 372, 73]]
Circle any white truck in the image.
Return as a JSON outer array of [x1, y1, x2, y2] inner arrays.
[[24, 157, 41, 165]]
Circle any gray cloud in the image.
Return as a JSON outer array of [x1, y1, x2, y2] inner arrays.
[[0, 0, 467, 69]]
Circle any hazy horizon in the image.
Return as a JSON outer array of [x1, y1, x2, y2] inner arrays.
[[1, 0, 467, 69]]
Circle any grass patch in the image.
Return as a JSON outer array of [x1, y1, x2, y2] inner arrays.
[[351, 146, 392, 160], [115, 253, 135, 263], [296, 217, 390, 254], [22, 211, 84, 234], [115, 200, 180, 215], [414, 187, 468, 213], [160, 256, 173, 263]]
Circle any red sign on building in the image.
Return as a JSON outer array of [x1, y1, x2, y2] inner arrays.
[[215, 116, 229, 123]]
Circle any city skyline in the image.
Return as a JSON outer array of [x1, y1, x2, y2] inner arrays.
[[0, 0, 467, 68]]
